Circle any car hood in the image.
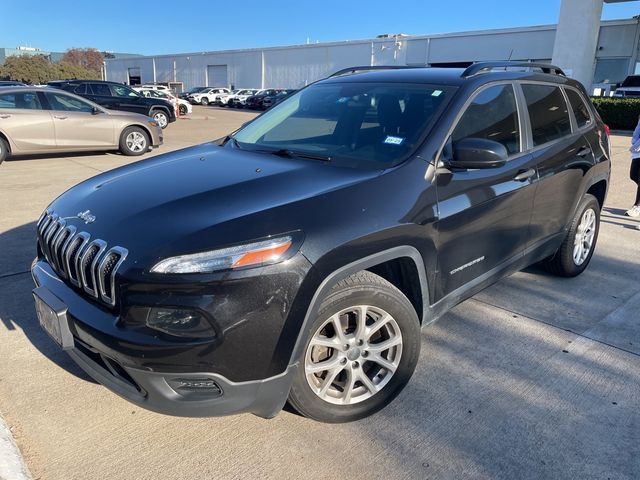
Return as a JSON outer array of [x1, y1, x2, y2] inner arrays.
[[48, 143, 380, 266]]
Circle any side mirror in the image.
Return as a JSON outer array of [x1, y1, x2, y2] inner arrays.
[[449, 137, 508, 169], [91, 107, 101, 115]]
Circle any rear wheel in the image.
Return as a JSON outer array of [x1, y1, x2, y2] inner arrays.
[[151, 110, 169, 129], [179, 104, 188, 116], [288, 271, 421, 423], [542, 194, 600, 277], [119, 127, 149, 156], [0, 137, 8, 165]]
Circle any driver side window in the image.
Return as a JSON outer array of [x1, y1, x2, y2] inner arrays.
[[452, 84, 521, 156]]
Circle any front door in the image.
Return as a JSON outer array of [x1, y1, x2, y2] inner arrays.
[[42, 91, 115, 149], [434, 83, 539, 300]]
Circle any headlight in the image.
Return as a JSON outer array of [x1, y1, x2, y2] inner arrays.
[[151, 235, 294, 274]]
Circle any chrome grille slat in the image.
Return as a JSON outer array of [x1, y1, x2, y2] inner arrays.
[[67, 233, 90, 286], [36, 211, 127, 307]]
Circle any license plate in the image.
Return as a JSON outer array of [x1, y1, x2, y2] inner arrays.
[[33, 287, 74, 350]]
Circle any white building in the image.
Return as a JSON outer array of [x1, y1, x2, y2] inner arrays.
[[105, 7, 640, 92]]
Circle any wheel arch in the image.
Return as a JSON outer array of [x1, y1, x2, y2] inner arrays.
[[288, 246, 429, 367], [120, 123, 153, 144], [586, 179, 608, 209], [0, 130, 12, 154]]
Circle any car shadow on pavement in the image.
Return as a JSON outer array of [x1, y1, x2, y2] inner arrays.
[[0, 221, 96, 383], [5, 150, 121, 163]]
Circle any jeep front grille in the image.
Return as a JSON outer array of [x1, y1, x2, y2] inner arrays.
[[37, 212, 128, 307]]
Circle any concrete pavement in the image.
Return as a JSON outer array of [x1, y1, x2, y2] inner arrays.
[[0, 107, 638, 479]]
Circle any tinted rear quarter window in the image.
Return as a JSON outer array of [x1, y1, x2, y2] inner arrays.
[[565, 89, 591, 128], [90, 83, 112, 96], [522, 84, 571, 146], [452, 83, 520, 155]]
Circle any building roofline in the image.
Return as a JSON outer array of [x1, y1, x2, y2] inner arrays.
[[104, 17, 639, 63]]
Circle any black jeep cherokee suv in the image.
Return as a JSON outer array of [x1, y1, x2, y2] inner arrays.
[[48, 80, 176, 129], [32, 62, 610, 423]]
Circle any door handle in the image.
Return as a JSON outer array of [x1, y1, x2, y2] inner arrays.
[[576, 146, 591, 158], [0, 114, 10, 119], [53, 115, 68, 120], [513, 168, 536, 182]]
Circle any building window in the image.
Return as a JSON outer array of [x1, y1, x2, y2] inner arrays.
[[593, 58, 630, 84]]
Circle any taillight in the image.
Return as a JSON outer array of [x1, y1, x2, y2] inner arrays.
[[603, 124, 611, 137]]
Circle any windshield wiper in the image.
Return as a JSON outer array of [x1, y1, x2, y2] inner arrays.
[[267, 149, 332, 162], [219, 135, 241, 149]]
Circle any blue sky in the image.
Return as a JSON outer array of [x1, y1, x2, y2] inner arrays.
[[1, 0, 639, 55]]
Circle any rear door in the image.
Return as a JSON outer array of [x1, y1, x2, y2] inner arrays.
[[42, 91, 115, 149], [520, 83, 593, 248], [434, 83, 539, 299], [0, 90, 55, 152]]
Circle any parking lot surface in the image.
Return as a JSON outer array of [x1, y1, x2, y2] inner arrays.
[[0, 106, 639, 480]]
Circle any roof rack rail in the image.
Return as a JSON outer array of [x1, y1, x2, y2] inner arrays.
[[329, 65, 421, 78], [461, 62, 566, 78]]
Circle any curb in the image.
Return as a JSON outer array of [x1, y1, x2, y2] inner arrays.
[[0, 415, 31, 480]]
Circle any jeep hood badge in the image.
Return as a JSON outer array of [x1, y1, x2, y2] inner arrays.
[[77, 210, 96, 224]]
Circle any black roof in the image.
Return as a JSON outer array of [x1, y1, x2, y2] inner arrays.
[[321, 63, 574, 88]]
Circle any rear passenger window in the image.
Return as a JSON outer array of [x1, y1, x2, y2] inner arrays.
[[89, 83, 112, 96], [522, 84, 571, 146], [452, 84, 520, 155], [0, 92, 42, 109], [565, 89, 591, 128]]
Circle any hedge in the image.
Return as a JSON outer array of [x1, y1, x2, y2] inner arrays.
[[590, 97, 640, 131]]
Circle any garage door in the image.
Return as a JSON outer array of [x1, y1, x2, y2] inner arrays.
[[207, 65, 228, 87]]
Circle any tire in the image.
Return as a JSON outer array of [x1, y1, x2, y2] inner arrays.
[[0, 137, 8, 165], [151, 110, 169, 129], [179, 104, 188, 116], [119, 126, 149, 156], [542, 193, 600, 277], [200, 97, 209, 106], [288, 271, 421, 423]]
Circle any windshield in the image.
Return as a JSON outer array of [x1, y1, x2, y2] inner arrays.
[[232, 82, 451, 168], [621, 76, 640, 87]]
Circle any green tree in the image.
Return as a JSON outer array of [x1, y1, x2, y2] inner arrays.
[[0, 54, 99, 84], [0, 55, 55, 84]]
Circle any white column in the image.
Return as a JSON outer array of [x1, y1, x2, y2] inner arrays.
[[552, 0, 604, 89]]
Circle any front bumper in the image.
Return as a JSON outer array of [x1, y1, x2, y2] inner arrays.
[[31, 259, 303, 418]]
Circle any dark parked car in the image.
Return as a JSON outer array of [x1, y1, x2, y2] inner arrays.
[[244, 89, 284, 110], [178, 86, 207, 100], [261, 89, 296, 109], [0, 80, 26, 87], [32, 62, 610, 423], [48, 80, 176, 128]]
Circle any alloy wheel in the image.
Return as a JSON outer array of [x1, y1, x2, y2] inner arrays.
[[153, 112, 168, 128], [125, 131, 147, 153], [304, 305, 403, 405], [573, 208, 596, 265]]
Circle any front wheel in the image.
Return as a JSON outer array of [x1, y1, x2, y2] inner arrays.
[[179, 104, 188, 116], [542, 193, 600, 277], [119, 127, 149, 156], [151, 110, 169, 129], [288, 271, 420, 423], [200, 97, 209, 106]]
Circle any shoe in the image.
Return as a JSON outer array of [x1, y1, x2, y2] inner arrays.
[[625, 205, 640, 217]]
